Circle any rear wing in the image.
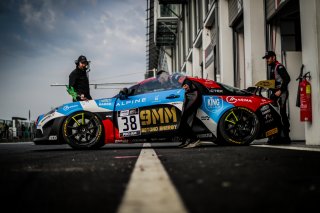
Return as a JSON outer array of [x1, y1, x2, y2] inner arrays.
[[254, 80, 275, 89], [245, 80, 275, 97]]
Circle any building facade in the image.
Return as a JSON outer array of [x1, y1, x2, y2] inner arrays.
[[146, 0, 320, 145]]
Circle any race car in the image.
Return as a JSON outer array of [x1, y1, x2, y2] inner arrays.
[[34, 74, 282, 149]]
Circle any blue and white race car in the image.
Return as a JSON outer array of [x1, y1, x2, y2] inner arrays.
[[34, 74, 282, 149]]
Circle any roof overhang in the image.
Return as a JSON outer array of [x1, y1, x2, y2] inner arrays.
[[159, 0, 187, 4]]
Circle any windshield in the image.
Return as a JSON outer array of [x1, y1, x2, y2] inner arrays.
[[135, 73, 186, 95], [218, 82, 251, 96]]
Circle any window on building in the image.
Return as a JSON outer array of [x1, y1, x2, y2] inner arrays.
[[197, 0, 203, 33], [160, 4, 179, 17], [204, 0, 215, 14], [188, 1, 193, 48], [280, 19, 301, 51]]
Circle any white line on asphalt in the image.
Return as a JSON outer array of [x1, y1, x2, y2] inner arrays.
[[0, 142, 34, 145], [117, 143, 188, 213], [251, 144, 320, 152]]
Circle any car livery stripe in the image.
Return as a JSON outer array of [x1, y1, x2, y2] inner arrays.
[[36, 111, 65, 132], [81, 99, 112, 112], [56, 102, 83, 116], [196, 108, 218, 136], [115, 89, 185, 111], [56, 100, 113, 116]]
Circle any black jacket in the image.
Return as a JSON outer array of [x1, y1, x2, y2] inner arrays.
[[69, 68, 92, 100], [269, 61, 291, 92]]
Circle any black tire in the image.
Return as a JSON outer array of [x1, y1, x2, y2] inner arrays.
[[62, 111, 104, 149], [218, 107, 260, 145]]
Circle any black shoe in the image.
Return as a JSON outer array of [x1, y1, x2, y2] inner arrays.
[[178, 139, 190, 148], [281, 136, 291, 144], [267, 138, 278, 144], [183, 139, 201, 148]]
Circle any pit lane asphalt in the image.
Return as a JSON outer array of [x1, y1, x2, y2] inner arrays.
[[0, 141, 320, 213]]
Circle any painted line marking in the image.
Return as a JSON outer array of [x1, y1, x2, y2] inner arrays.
[[251, 144, 320, 152], [114, 156, 139, 159], [117, 143, 188, 213]]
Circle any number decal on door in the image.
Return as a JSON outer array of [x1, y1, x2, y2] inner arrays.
[[118, 109, 141, 137]]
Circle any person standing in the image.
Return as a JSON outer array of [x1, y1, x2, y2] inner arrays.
[[178, 78, 202, 148], [156, 70, 202, 148], [68, 55, 92, 102], [262, 51, 291, 144]]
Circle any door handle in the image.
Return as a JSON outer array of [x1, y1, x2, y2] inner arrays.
[[166, 94, 180, 99]]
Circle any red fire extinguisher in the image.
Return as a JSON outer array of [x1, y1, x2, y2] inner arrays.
[[299, 72, 312, 122]]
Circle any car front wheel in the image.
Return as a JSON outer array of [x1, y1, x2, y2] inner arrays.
[[62, 111, 104, 149]]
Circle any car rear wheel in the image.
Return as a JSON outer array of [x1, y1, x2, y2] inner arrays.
[[62, 111, 104, 149], [218, 107, 259, 145]]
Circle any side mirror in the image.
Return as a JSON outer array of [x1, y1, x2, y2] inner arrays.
[[119, 88, 129, 100]]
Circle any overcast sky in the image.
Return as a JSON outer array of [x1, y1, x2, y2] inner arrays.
[[0, 0, 146, 121]]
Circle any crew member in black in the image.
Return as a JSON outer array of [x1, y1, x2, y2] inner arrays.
[[156, 70, 202, 148], [69, 55, 92, 102], [262, 51, 291, 144], [178, 78, 202, 148]]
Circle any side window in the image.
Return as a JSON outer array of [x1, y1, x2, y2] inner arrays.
[[135, 79, 163, 95]]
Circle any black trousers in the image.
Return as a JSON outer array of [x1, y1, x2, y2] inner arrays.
[[273, 91, 290, 137], [179, 91, 201, 140]]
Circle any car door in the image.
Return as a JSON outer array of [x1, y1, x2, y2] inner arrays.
[[114, 79, 185, 139]]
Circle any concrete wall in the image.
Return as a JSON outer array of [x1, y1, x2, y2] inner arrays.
[[300, 0, 320, 145], [218, 0, 234, 85], [286, 52, 305, 141], [243, 0, 266, 87]]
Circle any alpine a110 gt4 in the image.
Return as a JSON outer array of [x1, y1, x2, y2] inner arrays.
[[34, 74, 282, 149]]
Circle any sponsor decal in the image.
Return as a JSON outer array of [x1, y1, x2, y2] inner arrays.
[[49, 135, 57, 140], [98, 99, 113, 107], [260, 105, 270, 111], [63, 104, 79, 111], [151, 95, 161, 103], [262, 109, 271, 115], [226, 96, 253, 104], [40, 113, 54, 125], [121, 131, 140, 137], [116, 98, 146, 107], [264, 113, 274, 124], [197, 133, 213, 138], [140, 107, 177, 126], [200, 116, 210, 120], [99, 102, 112, 106], [140, 106, 179, 134], [209, 89, 223, 93], [100, 99, 112, 103], [205, 96, 223, 112], [141, 125, 177, 133], [266, 128, 278, 137], [118, 108, 141, 137]]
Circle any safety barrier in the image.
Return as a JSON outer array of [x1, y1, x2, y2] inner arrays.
[[0, 119, 35, 142]]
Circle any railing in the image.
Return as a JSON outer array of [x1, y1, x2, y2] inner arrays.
[[0, 129, 35, 142], [0, 119, 35, 142]]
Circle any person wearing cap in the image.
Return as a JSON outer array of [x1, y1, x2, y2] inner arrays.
[[156, 70, 202, 148], [156, 70, 182, 89], [68, 55, 92, 102], [262, 51, 291, 144]]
